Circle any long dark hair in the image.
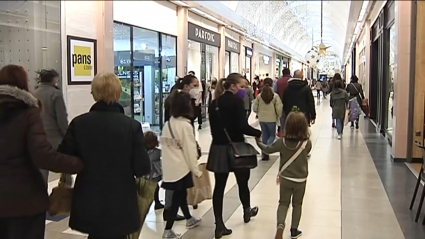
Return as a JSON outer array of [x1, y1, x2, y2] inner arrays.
[[170, 90, 193, 119], [175, 75, 197, 90], [215, 73, 244, 99], [260, 78, 274, 104]]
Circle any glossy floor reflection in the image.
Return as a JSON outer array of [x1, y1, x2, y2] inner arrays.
[[45, 99, 422, 239]]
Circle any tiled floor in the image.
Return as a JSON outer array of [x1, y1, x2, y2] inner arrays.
[[45, 99, 425, 239]]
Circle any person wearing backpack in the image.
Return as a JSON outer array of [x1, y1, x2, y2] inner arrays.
[[345, 75, 365, 129], [330, 80, 349, 140], [255, 112, 312, 239]]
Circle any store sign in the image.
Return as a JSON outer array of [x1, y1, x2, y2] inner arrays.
[[225, 37, 240, 54], [245, 47, 253, 57], [262, 55, 271, 65], [67, 35, 97, 85], [188, 22, 221, 47]]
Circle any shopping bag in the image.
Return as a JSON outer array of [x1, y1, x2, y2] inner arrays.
[[126, 177, 157, 239], [361, 98, 370, 116], [344, 109, 350, 126], [49, 174, 73, 217], [187, 163, 212, 206]]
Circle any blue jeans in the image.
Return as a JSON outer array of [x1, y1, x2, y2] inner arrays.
[[260, 122, 276, 154], [336, 119, 344, 135]]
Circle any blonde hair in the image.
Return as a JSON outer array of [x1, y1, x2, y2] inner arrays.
[[214, 73, 244, 99], [91, 73, 122, 104]]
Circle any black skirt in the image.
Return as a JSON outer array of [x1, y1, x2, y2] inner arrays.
[[207, 144, 232, 173], [161, 173, 193, 191]]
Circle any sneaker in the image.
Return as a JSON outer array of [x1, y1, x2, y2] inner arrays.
[[186, 217, 202, 229], [337, 135, 342, 140], [350, 125, 354, 129], [355, 124, 359, 129], [290, 228, 303, 238], [162, 229, 181, 239], [155, 203, 165, 210]]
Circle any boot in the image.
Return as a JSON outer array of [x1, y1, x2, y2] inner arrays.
[[215, 222, 232, 239], [243, 206, 259, 223]]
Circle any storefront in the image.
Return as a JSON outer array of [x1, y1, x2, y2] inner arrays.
[[253, 43, 274, 79], [224, 37, 240, 76], [244, 47, 253, 81], [187, 22, 220, 83], [369, 0, 395, 139], [290, 59, 303, 74], [275, 55, 290, 78], [113, 22, 177, 131]]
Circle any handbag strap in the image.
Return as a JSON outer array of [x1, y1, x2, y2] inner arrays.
[[350, 83, 359, 94], [167, 119, 183, 150], [278, 140, 308, 177]]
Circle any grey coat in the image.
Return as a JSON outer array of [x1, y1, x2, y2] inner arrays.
[[33, 84, 71, 185], [33, 83, 68, 149], [330, 88, 349, 120], [243, 86, 254, 110]]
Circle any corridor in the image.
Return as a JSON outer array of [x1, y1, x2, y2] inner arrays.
[[44, 100, 424, 239]]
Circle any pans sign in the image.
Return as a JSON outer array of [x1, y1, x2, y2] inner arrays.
[[67, 36, 97, 84]]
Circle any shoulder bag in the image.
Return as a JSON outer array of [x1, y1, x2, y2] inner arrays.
[[215, 106, 259, 169], [278, 140, 308, 177]]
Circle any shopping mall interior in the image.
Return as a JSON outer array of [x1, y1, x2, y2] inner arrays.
[[0, 0, 425, 238]]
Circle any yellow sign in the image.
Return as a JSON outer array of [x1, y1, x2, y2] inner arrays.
[[72, 45, 92, 76]]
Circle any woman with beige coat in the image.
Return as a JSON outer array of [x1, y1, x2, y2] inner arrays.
[[253, 78, 283, 161]]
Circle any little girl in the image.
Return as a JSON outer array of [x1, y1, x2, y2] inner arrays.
[[256, 112, 312, 239], [144, 131, 164, 210]]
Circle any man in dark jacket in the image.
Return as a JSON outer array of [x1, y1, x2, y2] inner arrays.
[[33, 69, 73, 187], [282, 70, 316, 126], [274, 68, 291, 136]]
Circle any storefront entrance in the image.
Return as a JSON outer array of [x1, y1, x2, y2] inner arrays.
[[369, 0, 395, 140], [113, 22, 177, 131]]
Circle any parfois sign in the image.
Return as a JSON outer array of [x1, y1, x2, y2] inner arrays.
[[67, 36, 97, 85]]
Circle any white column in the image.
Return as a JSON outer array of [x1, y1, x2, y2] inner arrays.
[[218, 25, 226, 79], [177, 7, 188, 77]]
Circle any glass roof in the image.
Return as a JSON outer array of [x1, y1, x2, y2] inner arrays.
[[221, 0, 351, 59]]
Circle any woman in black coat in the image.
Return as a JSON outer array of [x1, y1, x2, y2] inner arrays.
[[58, 73, 151, 239], [207, 73, 262, 238]]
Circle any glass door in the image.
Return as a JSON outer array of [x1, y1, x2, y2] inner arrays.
[[161, 34, 177, 128]]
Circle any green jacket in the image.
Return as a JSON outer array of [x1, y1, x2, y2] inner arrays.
[[257, 139, 312, 179], [253, 92, 283, 123], [330, 89, 349, 120]]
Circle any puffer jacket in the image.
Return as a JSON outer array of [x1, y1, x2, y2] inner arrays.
[[0, 85, 83, 217], [253, 92, 283, 123]]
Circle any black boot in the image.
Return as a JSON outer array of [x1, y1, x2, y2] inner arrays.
[[215, 222, 232, 239], [243, 207, 259, 223]]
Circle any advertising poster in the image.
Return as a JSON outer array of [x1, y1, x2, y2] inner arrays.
[[67, 36, 97, 85]]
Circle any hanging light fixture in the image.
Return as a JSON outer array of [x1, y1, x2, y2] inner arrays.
[[314, 0, 330, 56]]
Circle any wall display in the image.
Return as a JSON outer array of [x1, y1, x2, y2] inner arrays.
[[245, 47, 253, 57], [67, 36, 97, 85], [188, 22, 221, 47]]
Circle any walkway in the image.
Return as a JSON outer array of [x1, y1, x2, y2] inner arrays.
[[45, 99, 425, 239]]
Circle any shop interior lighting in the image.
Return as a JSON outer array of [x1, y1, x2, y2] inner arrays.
[[170, 1, 189, 7], [141, 43, 147, 50]]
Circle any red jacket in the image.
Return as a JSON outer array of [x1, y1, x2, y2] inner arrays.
[[276, 74, 291, 99]]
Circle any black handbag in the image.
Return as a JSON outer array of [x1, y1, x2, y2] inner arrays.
[[215, 107, 259, 169]]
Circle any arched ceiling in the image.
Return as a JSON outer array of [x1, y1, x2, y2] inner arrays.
[[221, 1, 351, 60]]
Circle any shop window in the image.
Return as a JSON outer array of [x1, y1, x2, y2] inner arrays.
[[188, 40, 201, 78], [113, 21, 176, 131], [230, 52, 239, 74], [0, 1, 61, 90], [225, 51, 230, 77], [113, 22, 132, 118], [387, 25, 396, 136], [205, 44, 219, 81]]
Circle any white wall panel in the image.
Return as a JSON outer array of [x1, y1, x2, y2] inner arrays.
[[225, 29, 239, 41], [188, 12, 219, 33], [114, 1, 177, 36]]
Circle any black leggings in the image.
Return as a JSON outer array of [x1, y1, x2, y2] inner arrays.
[[213, 169, 251, 223], [165, 188, 191, 229]]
